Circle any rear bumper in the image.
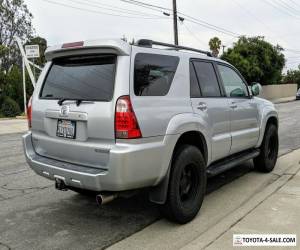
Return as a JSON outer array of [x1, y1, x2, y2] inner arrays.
[[23, 132, 168, 191]]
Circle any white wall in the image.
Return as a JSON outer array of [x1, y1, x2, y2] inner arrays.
[[258, 84, 297, 101]]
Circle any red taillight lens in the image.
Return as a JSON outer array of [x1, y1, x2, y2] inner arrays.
[[115, 96, 142, 139], [27, 96, 32, 129]]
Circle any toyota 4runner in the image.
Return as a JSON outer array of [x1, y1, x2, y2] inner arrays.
[[23, 39, 279, 224]]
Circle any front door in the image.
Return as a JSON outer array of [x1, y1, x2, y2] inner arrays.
[[190, 60, 231, 162], [217, 64, 259, 155]]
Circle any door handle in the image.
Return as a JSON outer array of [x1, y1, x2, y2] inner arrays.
[[230, 102, 237, 109], [197, 102, 207, 111]]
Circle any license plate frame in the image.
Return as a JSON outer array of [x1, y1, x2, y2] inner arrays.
[[56, 119, 76, 139]]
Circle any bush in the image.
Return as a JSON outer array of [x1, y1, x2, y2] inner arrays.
[[1, 97, 21, 117]]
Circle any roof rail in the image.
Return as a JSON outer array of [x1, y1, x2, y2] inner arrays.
[[136, 39, 212, 57]]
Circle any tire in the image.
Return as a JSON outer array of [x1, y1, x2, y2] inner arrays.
[[160, 145, 206, 224], [254, 124, 279, 173], [68, 186, 98, 197]]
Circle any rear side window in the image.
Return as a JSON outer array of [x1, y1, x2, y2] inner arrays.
[[190, 62, 201, 98], [134, 53, 179, 96], [40, 55, 116, 101], [192, 61, 221, 97]]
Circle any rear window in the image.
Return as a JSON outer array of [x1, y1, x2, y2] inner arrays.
[[134, 53, 179, 96], [192, 61, 221, 97], [40, 55, 116, 101]]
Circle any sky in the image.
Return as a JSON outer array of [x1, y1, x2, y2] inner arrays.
[[24, 0, 300, 71]]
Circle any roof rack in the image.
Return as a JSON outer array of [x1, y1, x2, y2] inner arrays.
[[136, 39, 212, 57]]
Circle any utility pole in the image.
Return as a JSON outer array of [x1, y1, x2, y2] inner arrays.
[[222, 45, 226, 54], [172, 0, 179, 45]]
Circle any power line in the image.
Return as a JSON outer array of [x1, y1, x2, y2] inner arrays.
[[82, 0, 165, 17], [122, 0, 300, 55], [43, 0, 300, 57], [120, 0, 171, 15], [261, 0, 300, 18], [120, 0, 171, 12], [274, 0, 300, 16], [121, 0, 241, 37], [183, 18, 240, 38], [42, 0, 169, 19], [231, 0, 275, 33], [285, 48, 300, 53], [182, 22, 207, 47], [179, 13, 240, 37], [288, 0, 300, 10]]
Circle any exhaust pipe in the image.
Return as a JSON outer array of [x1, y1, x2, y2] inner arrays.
[[96, 194, 117, 205]]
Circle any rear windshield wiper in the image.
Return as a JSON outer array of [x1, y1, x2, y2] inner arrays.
[[57, 98, 67, 106], [57, 98, 92, 106]]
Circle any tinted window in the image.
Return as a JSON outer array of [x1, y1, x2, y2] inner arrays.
[[134, 53, 179, 96], [218, 64, 249, 97], [190, 62, 201, 98], [193, 61, 221, 97], [40, 55, 116, 101]]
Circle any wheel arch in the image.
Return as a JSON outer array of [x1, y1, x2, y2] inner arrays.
[[173, 131, 208, 165], [149, 130, 208, 205], [256, 111, 279, 148]]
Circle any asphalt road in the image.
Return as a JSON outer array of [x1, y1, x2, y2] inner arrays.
[[0, 101, 300, 250]]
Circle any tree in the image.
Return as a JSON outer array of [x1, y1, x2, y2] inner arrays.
[[209, 37, 222, 57], [2, 65, 23, 109], [221, 36, 285, 85], [0, 0, 34, 71], [282, 65, 300, 88]]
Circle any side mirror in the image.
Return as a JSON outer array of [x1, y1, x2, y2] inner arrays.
[[251, 82, 262, 96]]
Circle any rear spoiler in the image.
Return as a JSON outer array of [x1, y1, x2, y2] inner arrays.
[[45, 39, 131, 61]]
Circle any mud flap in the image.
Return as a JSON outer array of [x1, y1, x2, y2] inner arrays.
[[149, 164, 171, 204]]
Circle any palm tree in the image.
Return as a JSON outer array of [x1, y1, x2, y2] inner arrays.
[[209, 37, 222, 57]]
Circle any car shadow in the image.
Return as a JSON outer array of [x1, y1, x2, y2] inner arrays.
[[3, 161, 254, 250]]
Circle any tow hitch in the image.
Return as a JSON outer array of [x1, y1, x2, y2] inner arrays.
[[55, 177, 68, 191]]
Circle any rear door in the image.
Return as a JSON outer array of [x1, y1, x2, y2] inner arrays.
[[216, 63, 259, 154], [190, 60, 231, 162], [31, 54, 128, 169]]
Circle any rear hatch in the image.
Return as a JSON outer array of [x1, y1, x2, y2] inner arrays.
[[31, 50, 129, 169]]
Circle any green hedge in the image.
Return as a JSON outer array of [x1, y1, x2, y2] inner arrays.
[[1, 96, 21, 117]]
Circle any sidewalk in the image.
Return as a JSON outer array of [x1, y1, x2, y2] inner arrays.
[[107, 149, 300, 250], [0, 119, 28, 135], [184, 162, 300, 249], [271, 96, 296, 104]]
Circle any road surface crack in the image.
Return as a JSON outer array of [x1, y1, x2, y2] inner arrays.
[[1, 183, 52, 192]]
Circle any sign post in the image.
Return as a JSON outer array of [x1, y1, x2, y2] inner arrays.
[[22, 58, 27, 115], [22, 44, 39, 113]]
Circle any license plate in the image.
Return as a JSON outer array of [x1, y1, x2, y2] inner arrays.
[[56, 119, 76, 139]]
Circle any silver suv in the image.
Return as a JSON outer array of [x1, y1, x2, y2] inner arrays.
[[23, 39, 279, 223]]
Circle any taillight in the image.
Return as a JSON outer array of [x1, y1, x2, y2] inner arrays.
[[115, 96, 142, 139], [27, 96, 32, 129]]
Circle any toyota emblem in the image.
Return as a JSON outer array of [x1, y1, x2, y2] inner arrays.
[[60, 105, 69, 117]]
